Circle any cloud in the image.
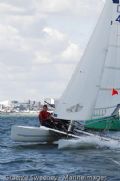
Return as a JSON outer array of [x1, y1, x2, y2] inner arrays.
[[0, 0, 34, 9], [0, 3, 24, 14], [35, 0, 103, 16], [43, 27, 66, 41], [0, 24, 27, 52], [61, 42, 82, 63], [35, 0, 72, 13], [0, 0, 104, 101], [34, 52, 52, 64]]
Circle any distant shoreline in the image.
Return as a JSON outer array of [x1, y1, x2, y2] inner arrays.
[[0, 112, 39, 117]]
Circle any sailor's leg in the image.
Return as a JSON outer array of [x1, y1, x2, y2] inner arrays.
[[40, 120, 52, 128]]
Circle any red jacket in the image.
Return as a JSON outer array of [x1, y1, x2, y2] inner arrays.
[[39, 110, 51, 122]]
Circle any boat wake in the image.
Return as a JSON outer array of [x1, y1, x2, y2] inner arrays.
[[58, 136, 120, 150]]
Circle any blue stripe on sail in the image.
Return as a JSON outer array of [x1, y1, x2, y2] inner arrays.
[[113, 0, 119, 3]]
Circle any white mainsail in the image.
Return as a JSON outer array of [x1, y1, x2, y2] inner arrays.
[[54, 0, 120, 121], [93, 0, 120, 118]]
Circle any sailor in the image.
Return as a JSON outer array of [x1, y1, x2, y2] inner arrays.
[[39, 105, 54, 128], [39, 105, 67, 131]]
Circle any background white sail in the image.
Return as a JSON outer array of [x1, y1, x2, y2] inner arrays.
[[54, 0, 120, 121], [93, 0, 120, 118]]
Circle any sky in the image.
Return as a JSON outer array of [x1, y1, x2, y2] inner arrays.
[[0, 0, 104, 102]]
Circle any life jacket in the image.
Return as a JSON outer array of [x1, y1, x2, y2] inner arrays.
[[39, 110, 51, 122]]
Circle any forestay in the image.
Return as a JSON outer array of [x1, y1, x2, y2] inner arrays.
[[54, 0, 120, 121]]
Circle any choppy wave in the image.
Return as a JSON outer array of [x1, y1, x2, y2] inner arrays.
[[0, 158, 33, 165], [58, 136, 120, 150], [1, 116, 120, 181]]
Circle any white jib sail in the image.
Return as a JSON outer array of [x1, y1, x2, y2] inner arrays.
[[54, 0, 120, 121]]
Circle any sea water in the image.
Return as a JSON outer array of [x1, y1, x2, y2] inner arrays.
[[0, 115, 120, 181]]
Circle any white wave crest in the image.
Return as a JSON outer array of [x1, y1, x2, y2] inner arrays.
[[58, 136, 120, 150]]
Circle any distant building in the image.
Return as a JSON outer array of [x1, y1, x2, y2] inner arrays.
[[0, 100, 11, 107], [0, 99, 48, 113], [0, 100, 12, 112]]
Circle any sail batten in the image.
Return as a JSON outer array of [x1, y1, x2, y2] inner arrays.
[[99, 88, 120, 91], [54, 0, 120, 121], [105, 66, 120, 70], [109, 45, 120, 47]]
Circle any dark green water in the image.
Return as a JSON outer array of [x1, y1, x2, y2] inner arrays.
[[0, 115, 120, 181]]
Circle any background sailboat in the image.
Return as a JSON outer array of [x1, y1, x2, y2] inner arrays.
[[54, 0, 120, 130]]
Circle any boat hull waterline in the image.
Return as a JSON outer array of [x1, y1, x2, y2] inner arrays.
[[11, 125, 79, 142]]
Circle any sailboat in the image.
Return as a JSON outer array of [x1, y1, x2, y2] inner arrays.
[[54, 0, 120, 131], [11, 0, 120, 143]]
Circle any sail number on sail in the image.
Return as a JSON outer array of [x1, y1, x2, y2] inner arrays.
[[116, 15, 120, 22], [66, 104, 83, 113], [117, 5, 120, 12], [113, 0, 119, 4], [114, 0, 120, 22]]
